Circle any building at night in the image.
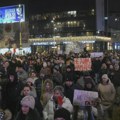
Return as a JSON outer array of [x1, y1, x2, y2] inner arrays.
[[28, 0, 112, 52], [1, 0, 119, 53]]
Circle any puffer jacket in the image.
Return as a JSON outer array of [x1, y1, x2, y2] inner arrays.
[[43, 96, 73, 120]]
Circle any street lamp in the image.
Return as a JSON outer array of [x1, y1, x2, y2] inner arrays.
[[18, 4, 22, 54]]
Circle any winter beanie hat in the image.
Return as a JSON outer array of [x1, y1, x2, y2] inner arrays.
[[21, 96, 35, 109], [102, 74, 109, 79], [26, 78, 34, 85], [54, 108, 71, 120], [101, 74, 110, 83]]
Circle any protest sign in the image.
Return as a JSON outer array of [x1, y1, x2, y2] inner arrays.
[[90, 52, 103, 58], [73, 90, 98, 106], [74, 58, 91, 71]]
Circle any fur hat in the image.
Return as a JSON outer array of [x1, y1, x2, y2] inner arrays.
[[21, 96, 35, 109], [54, 108, 71, 120]]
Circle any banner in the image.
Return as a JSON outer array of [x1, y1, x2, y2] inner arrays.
[[73, 90, 98, 106], [90, 52, 103, 58], [74, 58, 91, 71]]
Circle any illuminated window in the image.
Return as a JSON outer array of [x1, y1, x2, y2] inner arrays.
[[32, 25, 35, 29], [67, 11, 76, 17], [91, 9, 95, 15]]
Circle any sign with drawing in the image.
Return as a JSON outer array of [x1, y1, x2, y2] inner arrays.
[[73, 90, 98, 106]]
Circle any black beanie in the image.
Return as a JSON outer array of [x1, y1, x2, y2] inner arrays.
[[54, 108, 71, 120]]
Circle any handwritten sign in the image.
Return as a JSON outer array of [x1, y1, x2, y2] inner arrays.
[[73, 90, 98, 106], [90, 52, 103, 58], [74, 58, 91, 71]]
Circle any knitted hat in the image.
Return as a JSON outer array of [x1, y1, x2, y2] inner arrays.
[[21, 96, 35, 109], [43, 62, 47, 67], [26, 78, 34, 85], [54, 108, 71, 120]]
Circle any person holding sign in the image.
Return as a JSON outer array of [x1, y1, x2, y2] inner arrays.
[[43, 86, 73, 120]]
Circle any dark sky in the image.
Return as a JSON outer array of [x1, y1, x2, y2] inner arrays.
[[0, 0, 120, 14]]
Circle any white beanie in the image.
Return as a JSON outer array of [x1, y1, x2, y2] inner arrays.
[[101, 74, 110, 83], [21, 96, 35, 109], [102, 74, 109, 80], [43, 62, 47, 67], [26, 78, 34, 85]]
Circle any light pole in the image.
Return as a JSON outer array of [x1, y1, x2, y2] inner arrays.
[[18, 4, 22, 54], [19, 20, 22, 49]]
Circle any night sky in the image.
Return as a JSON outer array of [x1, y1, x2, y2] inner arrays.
[[0, 0, 120, 14]]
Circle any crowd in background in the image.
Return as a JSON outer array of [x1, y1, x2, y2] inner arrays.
[[0, 50, 119, 120]]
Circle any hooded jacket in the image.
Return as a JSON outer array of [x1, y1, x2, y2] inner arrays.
[[97, 79, 116, 110]]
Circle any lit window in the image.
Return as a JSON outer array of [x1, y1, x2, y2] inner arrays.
[[91, 9, 95, 15], [67, 11, 76, 17]]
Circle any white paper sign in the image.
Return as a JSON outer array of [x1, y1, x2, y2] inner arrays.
[[73, 90, 98, 106]]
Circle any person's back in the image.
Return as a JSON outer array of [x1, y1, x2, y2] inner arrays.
[[54, 108, 71, 120]]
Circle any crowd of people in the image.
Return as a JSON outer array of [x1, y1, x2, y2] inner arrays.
[[0, 50, 119, 120]]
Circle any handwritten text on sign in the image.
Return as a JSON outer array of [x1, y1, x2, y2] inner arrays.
[[74, 58, 91, 71], [73, 90, 98, 106]]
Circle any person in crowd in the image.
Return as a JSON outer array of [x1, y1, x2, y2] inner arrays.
[[2, 61, 13, 79], [112, 64, 120, 89], [15, 96, 41, 120], [99, 63, 108, 80], [43, 86, 73, 120], [64, 77, 83, 104], [84, 77, 96, 92], [41, 79, 53, 107], [92, 57, 102, 84], [29, 71, 39, 84], [22, 60, 29, 72], [17, 84, 43, 118], [54, 108, 71, 120], [97, 74, 116, 120], [84, 78, 98, 120], [2, 71, 24, 118], [40, 62, 51, 79], [26, 78, 37, 98], [34, 72, 44, 101], [16, 64, 28, 84], [52, 66, 63, 86], [77, 72, 96, 89], [63, 65, 75, 83], [57, 56, 66, 75], [112, 85, 120, 120], [108, 64, 114, 80]]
